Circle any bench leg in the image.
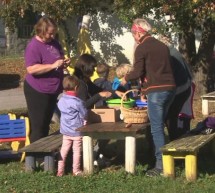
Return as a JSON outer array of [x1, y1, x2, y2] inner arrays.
[[185, 153, 197, 181], [11, 141, 24, 151], [202, 99, 209, 116], [83, 136, 93, 174], [44, 154, 55, 173], [25, 154, 36, 172], [162, 154, 175, 179], [125, 136, 136, 174]]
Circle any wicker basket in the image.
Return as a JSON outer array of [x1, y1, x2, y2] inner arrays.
[[120, 89, 149, 124]]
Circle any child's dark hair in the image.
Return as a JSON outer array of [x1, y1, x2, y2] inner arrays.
[[63, 75, 80, 91], [74, 54, 97, 80], [96, 63, 109, 78]]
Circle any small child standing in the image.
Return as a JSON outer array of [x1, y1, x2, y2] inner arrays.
[[94, 63, 113, 107], [57, 75, 87, 177]]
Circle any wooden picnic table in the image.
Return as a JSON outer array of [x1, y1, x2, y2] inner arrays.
[[77, 121, 150, 174]]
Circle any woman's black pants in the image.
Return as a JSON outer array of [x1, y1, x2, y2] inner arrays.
[[24, 80, 58, 143]]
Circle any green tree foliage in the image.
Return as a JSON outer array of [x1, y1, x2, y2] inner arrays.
[[0, 0, 108, 30], [112, 0, 215, 94]]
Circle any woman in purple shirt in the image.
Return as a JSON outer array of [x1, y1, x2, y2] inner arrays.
[[24, 17, 70, 143]]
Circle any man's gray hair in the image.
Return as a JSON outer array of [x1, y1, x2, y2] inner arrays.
[[133, 18, 152, 32]]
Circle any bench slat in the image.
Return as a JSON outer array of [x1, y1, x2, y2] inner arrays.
[[19, 133, 63, 153], [77, 122, 148, 132], [161, 133, 215, 152], [0, 137, 26, 142], [0, 119, 25, 138]]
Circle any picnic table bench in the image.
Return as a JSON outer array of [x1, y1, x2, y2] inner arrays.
[[77, 121, 150, 174], [19, 131, 62, 172], [201, 91, 215, 116], [161, 133, 215, 181]]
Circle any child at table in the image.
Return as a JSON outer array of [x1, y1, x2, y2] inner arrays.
[[113, 63, 141, 98], [112, 63, 133, 91], [57, 75, 87, 177], [93, 63, 113, 107]]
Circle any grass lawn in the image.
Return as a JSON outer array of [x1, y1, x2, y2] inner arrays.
[[0, 156, 215, 193]]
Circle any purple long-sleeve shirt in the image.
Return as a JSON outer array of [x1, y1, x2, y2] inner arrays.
[[24, 37, 64, 94]]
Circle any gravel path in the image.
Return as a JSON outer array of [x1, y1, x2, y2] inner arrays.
[[0, 87, 27, 111]]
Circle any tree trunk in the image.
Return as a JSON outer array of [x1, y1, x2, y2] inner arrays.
[[194, 18, 215, 96], [178, 26, 196, 67], [178, 19, 215, 96]]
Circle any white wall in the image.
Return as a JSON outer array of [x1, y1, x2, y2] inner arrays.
[[66, 13, 135, 66]]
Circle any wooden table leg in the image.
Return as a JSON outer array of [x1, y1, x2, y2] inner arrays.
[[25, 154, 36, 172], [44, 154, 55, 173], [83, 136, 93, 174], [185, 153, 197, 181], [162, 154, 175, 179], [202, 98, 209, 116], [125, 136, 136, 174]]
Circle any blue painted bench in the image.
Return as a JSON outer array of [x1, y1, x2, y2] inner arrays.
[[0, 115, 30, 161], [0, 113, 16, 121]]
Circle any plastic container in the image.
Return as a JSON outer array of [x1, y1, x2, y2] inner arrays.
[[135, 99, 147, 107], [106, 98, 135, 109]]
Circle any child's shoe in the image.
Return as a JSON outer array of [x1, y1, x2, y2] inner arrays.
[[56, 171, 64, 177], [73, 171, 84, 176]]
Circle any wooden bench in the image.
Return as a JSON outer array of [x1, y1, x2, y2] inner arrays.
[[19, 131, 62, 173], [161, 133, 215, 181], [201, 91, 215, 116], [77, 121, 150, 174], [0, 115, 30, 161]]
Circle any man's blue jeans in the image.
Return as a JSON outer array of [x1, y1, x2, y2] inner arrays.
[[147, 90, 175, 169]]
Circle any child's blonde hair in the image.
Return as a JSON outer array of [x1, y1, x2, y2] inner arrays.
[[116, 64, 133, 79]]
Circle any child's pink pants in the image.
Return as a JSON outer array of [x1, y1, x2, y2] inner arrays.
[[58, 135, 82, 174]]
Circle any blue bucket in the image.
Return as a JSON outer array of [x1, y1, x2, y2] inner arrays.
[[135, 99, 147, 107]]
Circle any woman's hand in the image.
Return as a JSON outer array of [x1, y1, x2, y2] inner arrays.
[[27, 59, 64, 75], [99, 91, 112, 98], [53, 59, 64, 69], [63, 58, 71, 68]]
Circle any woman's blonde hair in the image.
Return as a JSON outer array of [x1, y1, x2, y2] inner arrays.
[[116, 64, 133, 79], [34, 17, 57, 39], [133, 18, 152, 32]]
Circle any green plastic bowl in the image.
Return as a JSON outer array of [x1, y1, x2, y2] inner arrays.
[[106, 98, 135, 108]]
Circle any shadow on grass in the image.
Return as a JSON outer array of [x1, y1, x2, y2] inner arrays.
[[0, 150, 21, 163], [0, 74, 21, 90]]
